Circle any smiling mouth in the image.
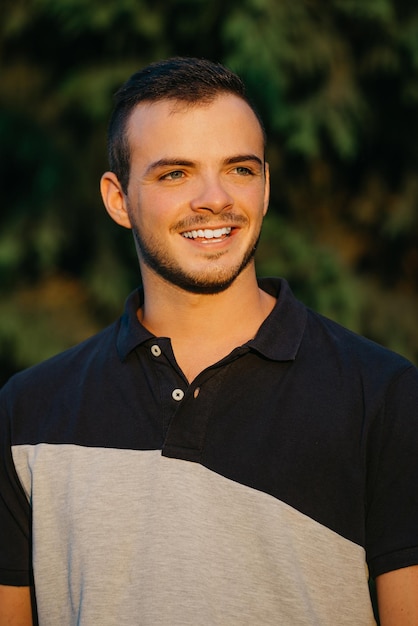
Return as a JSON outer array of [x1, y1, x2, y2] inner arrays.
[[181, 226, 232, 242]]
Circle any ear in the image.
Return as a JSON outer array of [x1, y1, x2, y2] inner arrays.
[[100, 171, 132, 229], [263, 162, 270, 216]]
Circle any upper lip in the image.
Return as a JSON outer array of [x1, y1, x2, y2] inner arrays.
[[176, 215, 247, 234], [173, 213, 249, 241]]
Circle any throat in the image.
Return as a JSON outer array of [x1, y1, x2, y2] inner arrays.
[[172, 339, 238, 383]]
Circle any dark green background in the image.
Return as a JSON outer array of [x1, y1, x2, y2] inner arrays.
[[2, 0, 418, 385]]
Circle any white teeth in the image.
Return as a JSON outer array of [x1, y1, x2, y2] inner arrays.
[[182, 226, 232, 240]]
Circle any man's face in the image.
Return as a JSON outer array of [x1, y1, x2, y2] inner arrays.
[[124, 93, 269, 294]]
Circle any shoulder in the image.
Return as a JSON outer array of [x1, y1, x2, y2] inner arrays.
[[304, 307, 416, 380], [290, 305, 418, 423], [0, 320, 120, 410], [0, 319, 131, 447], [1, 287, 145, 402], [260, 277, 415, 382]]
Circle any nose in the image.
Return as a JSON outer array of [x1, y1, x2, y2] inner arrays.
[[190, 175, 233, 214]]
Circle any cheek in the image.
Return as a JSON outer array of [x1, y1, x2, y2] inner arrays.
[[245, 187, 268, 218], [139, 187, 187, 217]]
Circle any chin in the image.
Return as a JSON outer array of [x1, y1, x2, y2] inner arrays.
[[157, 265, 240, 295], [174, 279, 236, 295]]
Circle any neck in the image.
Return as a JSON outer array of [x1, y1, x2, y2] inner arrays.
[[138, 265, 276, 382]]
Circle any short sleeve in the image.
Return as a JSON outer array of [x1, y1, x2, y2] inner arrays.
[[366, 365, 418, 578], [0, 383, 33, 585]]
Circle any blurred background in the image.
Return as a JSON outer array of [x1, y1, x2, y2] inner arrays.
[[1, 0, 418, 385]]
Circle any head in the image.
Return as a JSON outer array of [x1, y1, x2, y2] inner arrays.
[[107, 57, 266, 194], [102, 58, 269, 296]]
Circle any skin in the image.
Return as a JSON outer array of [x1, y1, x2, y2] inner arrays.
[[376, 565, 418, 625], [0, 585, 33, 625]]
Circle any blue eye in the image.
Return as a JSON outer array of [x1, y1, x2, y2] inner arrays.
[[162, 170, 184, 180], [235, 167, 252, 175]]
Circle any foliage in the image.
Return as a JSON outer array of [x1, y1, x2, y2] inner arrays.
[[257, 213, 363, 331], [1, 0, 418, 384]]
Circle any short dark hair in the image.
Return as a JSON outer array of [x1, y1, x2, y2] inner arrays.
[[107, 57, 265, 193]]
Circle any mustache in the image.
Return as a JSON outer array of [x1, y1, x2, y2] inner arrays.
[[172, 213, 248, 232]]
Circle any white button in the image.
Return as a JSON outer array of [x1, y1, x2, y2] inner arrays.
[[151, 344, 162, 357], [172, 388, 184, 401]]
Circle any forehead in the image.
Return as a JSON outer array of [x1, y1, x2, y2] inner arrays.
[[126, 94, 265, 158]]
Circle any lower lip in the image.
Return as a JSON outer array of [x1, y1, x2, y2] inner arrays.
[[201, 236, 226, 244], [182, 235, 233, 247]]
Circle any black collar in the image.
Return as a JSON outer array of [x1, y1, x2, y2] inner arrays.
[[116, 278, 307, 363]]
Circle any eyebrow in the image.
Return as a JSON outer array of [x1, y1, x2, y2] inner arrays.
[[224, 154, 264, 167], [145, 159, 194, 176], [145, 154, 264, 176]]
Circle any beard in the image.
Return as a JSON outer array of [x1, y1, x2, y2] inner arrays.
[[129, 212, 261, 295]]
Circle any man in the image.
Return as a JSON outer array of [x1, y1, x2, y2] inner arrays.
[[1, 57, 418, 625]]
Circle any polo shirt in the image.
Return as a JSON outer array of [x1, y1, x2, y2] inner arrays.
[[1, 277, 418, 625]]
